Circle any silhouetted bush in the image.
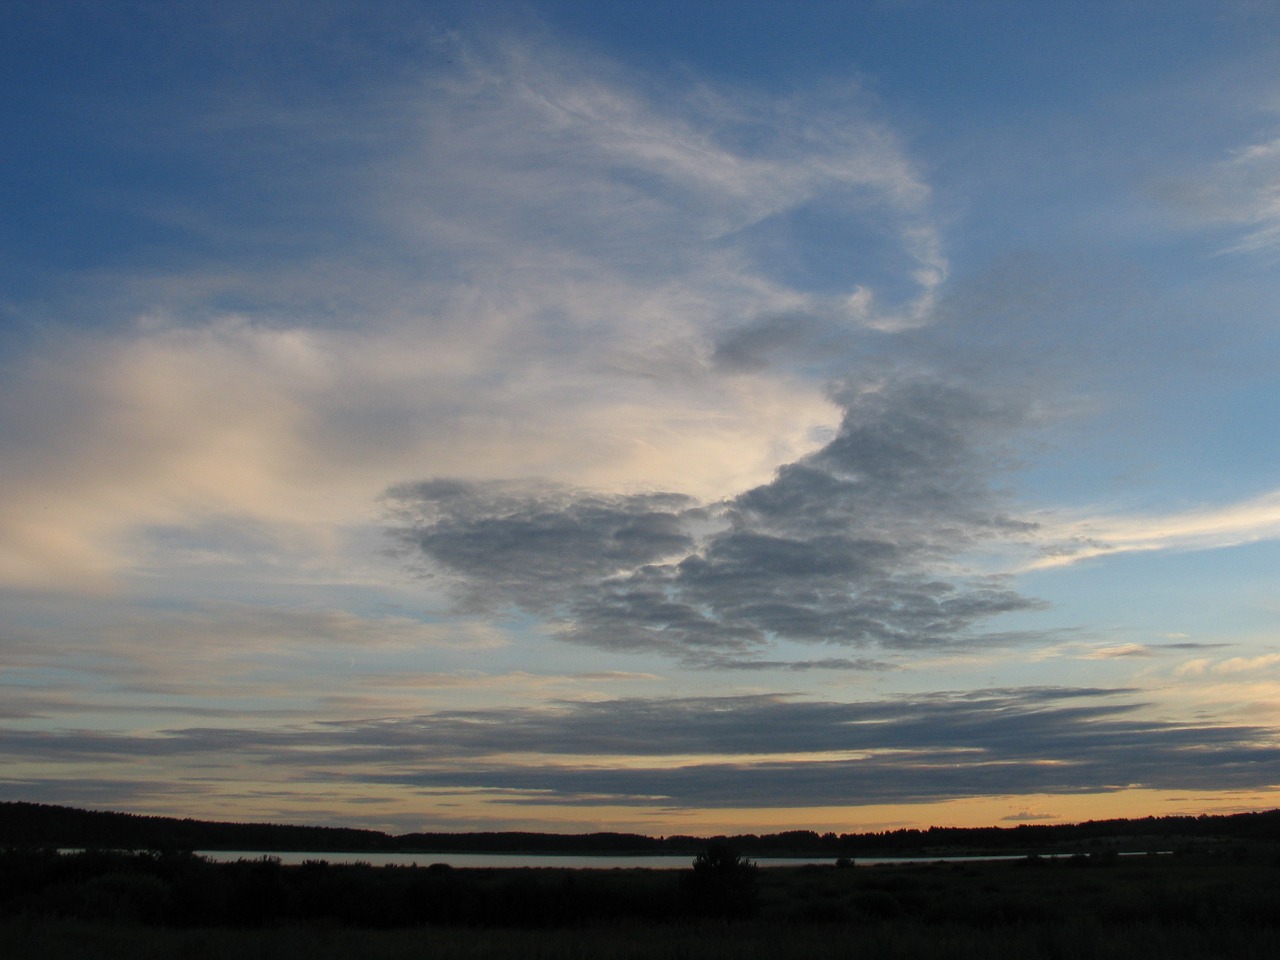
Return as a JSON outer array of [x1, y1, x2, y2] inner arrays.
[[680, 843, 759, 919]]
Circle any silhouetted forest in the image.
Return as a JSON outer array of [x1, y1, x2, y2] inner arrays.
[[4, 800, 1280, 856]]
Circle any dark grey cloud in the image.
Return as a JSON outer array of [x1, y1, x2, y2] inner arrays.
[[0, 777, 212, 809], [7, 687, 1278, 809], [303, 689, 1280, 805], [1001, 811, 1059, 822], [385, 479, 698, 615], [387, 375, 1043, 664]]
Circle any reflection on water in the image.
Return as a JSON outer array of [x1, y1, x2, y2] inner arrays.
[[197, 851, 750, 869]]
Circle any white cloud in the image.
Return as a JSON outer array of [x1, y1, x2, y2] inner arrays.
[[1029, 489, 1280, 569], [1178, 653, 1280, 678], [1167, 129, 1280, 255], [1081, 644, 1153, 660], [1176, 658, 1211, 678], [0, 309, 841, 592], [0, 35, 946, 594], [1208, 136, 1280, 253]]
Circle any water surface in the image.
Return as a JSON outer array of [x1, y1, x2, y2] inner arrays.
[[193, 850, 1125, 869]]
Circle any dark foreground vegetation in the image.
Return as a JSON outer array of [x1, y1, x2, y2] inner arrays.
[[6, 804, 1280, 957], [7, 916, 1280, 960], [4, 843, 1280, 958]]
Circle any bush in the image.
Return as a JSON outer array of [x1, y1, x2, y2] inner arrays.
[[680, 843, 759, 920]]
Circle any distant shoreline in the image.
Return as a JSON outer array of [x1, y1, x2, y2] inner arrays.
[[5, 800, 1278, 858]]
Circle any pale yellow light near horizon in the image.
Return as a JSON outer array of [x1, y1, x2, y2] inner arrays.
[[53, 784, 1280, 838]]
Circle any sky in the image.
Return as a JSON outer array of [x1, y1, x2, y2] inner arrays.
[[3, 0, 1280, 836]]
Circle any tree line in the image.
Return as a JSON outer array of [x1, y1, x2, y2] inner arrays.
[[4, 801, 1280, 856]]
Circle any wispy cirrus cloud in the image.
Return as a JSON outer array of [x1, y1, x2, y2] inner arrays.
[[1080, 644, 1156, 660], [1196, 135, 1280, 254], [409, 35, 943, 306], [1031, 489, 1280, 569]]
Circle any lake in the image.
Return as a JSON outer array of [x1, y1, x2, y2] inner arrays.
[[192, 850, 1120, 868]]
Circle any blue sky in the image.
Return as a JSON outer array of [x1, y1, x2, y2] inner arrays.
[[3, 0, 1280, 834]]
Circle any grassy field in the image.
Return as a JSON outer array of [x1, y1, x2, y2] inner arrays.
[[7, 918, 1280, 960]]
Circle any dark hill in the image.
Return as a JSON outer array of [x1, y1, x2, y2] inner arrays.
[[0, 801, 390, 852]]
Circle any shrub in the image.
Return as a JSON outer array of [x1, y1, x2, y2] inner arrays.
[[680, 843, 760, 920]]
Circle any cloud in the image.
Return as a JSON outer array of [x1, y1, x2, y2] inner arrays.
[[0, 317, 482, 592], [0, 777, 213, 811], [0, 29, 956, 594], [0, 601, 507, 708], [386, 480, 700, 612], [1190, 135, 1280, 254], [698, 656, 894, 672], [1030, 489, 1280, 568], [1177, 653, 1280, 678], [389, 374, 1045, 664], [1002, 810, 1059, 822], [6, 687, 1278, 810], [407, 34, 943, 310], [1081, 644, 1155, 660]]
